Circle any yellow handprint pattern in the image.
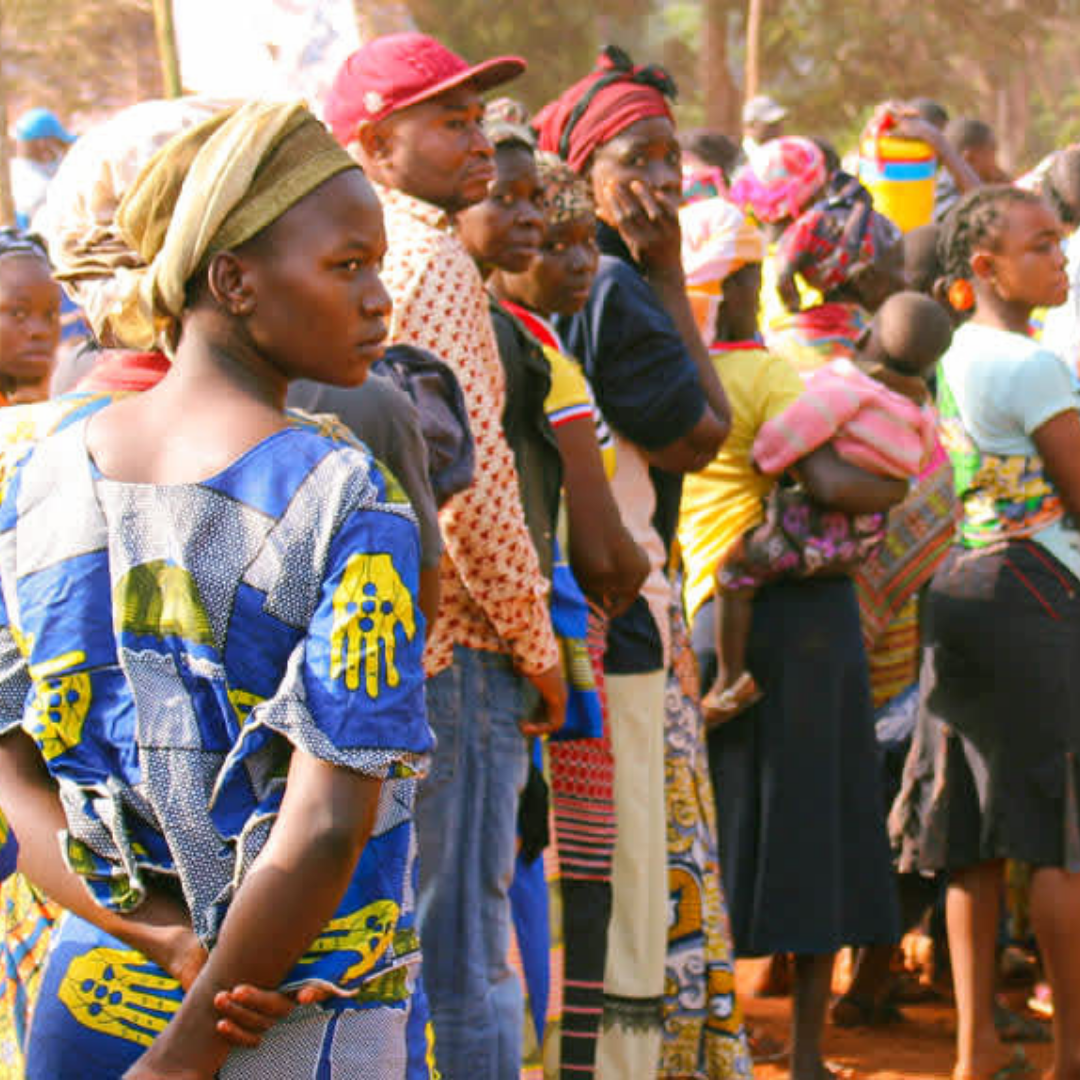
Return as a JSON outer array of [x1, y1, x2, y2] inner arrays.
[[296, 898, 400, 987], [26, 663, 92, 763], [59, 947, 182, 1047], [227, 687, 265, 728], [113, 561, 215, 645], [329, 554, 416, 697]]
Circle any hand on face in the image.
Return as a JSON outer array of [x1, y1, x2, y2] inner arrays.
[[603, 177, 682, 271], [589, 116, 683, 274]]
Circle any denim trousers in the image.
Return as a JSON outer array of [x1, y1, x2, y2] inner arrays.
[[417, 645, 533, 1079]]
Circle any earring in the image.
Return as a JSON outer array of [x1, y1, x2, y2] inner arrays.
[[947, 278, 975, 312]]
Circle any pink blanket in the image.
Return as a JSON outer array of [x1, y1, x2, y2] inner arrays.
[[753, 358, 937, 479]]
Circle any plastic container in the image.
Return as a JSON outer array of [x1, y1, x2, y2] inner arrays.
[[859, 133, 937, 233]]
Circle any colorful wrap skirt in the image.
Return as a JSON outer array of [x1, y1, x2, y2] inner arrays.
[[24, 913, 435, 1079]]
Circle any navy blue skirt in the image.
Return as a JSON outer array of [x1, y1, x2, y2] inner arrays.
[[693, 577, 900, 956], [897, 542, 1080, 873]]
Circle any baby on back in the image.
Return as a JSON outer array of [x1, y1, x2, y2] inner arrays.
[[703, 291, 953, 725], [755, 290, 950, 479]]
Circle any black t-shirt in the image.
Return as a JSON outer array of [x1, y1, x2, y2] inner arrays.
[[557, 224, 706, 673]]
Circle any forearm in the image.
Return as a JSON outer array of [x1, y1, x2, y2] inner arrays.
[[647, 267, 731, 433], [556, 418, 648, 610], [921, 128, 981, 194], [0, 730, 200, 980], [892, 114, 981, 194], [418, 565, 441, 633], [133, 756, 382, 1074], [564, 487, 648, 613], [796, 444, 909, 513]]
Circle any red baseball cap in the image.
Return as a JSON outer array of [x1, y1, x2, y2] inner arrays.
[[324, 33, 526, 145]]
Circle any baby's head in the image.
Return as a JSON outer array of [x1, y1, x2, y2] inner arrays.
[[902, 224, 941, 297], [860, 291, 953, 380]]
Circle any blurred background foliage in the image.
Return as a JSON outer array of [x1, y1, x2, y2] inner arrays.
[[4, 0, 1080, 171]]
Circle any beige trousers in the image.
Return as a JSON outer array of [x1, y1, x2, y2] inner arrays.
[[596, 669, 668, 1080]]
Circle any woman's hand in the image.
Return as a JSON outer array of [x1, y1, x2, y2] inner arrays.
[[212, 985, 300, 1048], [605, 178, 682, 273], [148, 925, 208, 992], [600, 539, 651, 617], [890, 113, 946, 152], [520, 662, 568, 737]]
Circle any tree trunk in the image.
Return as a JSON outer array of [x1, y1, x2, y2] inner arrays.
[[152, 0, 182, 98], [701, 0, 739, 132], [744, 0, 763, 102], [0, 27, 15, 228], [353, 1, 415, 42]]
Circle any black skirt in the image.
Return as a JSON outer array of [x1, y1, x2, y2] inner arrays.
[[896, 541, 1080, 872], [692, 577, 900, 956]]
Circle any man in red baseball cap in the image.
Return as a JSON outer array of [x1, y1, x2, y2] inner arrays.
[[325, 34, 567, 1080], [324, 32, 527, 213]]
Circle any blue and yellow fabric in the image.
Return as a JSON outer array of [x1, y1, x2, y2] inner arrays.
[[0, 393, 436, 1077]]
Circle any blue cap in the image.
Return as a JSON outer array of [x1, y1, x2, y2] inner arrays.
[[14, 108, 75, 144]]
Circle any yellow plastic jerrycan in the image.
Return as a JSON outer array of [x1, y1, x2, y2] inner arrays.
[[859, 121, 937, 233]]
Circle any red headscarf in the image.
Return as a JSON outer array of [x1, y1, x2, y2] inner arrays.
[[533, 46, 676, 174]]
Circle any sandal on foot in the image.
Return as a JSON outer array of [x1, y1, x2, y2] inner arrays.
[[822, 1065, 855, 1080], [746, 1028, 787, 1064], [701, 672, 763, 728], [994, 999, 1051, 1043]]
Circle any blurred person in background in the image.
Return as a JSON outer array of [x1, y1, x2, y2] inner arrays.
[[11, 108, 76, 227]]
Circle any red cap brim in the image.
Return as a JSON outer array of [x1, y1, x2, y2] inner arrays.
[[384, 56, 526, 120]]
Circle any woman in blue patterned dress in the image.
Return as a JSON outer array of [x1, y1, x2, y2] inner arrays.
[[0, 101, 435, 1078]]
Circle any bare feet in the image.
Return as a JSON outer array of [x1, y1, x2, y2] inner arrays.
[[748, 953, 793, 997], [952, 1046, 1032, 1080]]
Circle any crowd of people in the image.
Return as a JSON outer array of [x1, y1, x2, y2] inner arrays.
[[0, 27, 1078, 1080]]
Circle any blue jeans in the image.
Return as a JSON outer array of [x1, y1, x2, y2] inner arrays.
[[417, 646, 533, 1079]]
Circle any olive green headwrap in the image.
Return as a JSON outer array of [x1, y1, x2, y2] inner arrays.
[[115, 100, 357, 350]]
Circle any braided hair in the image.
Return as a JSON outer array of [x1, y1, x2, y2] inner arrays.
[[0, 227, 49, 265], [936, 185, 1045, 286]]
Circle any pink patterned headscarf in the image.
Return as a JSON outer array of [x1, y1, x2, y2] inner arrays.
[[729, 137, 826, 225]]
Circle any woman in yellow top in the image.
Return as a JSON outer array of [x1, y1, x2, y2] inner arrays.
[[677, 199, 908, 1080]]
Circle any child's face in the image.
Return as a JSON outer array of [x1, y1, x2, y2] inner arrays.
[[717, 263, 762, 342], [980, 201, 1068, 311], [497, 215, 598, 316], [456, 145, 544, 274], [0, 256, 61, 387], [965, 139, 1002, 184]]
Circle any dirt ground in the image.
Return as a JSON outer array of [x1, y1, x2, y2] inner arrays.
[[738, 959, 1053, 1079]]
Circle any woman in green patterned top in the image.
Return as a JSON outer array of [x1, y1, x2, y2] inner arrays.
[[904, 185, 1080, 1080]]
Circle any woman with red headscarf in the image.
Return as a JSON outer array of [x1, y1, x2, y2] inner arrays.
[[538, 47, 903, 1080], [535, 48, 751, 1080]]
